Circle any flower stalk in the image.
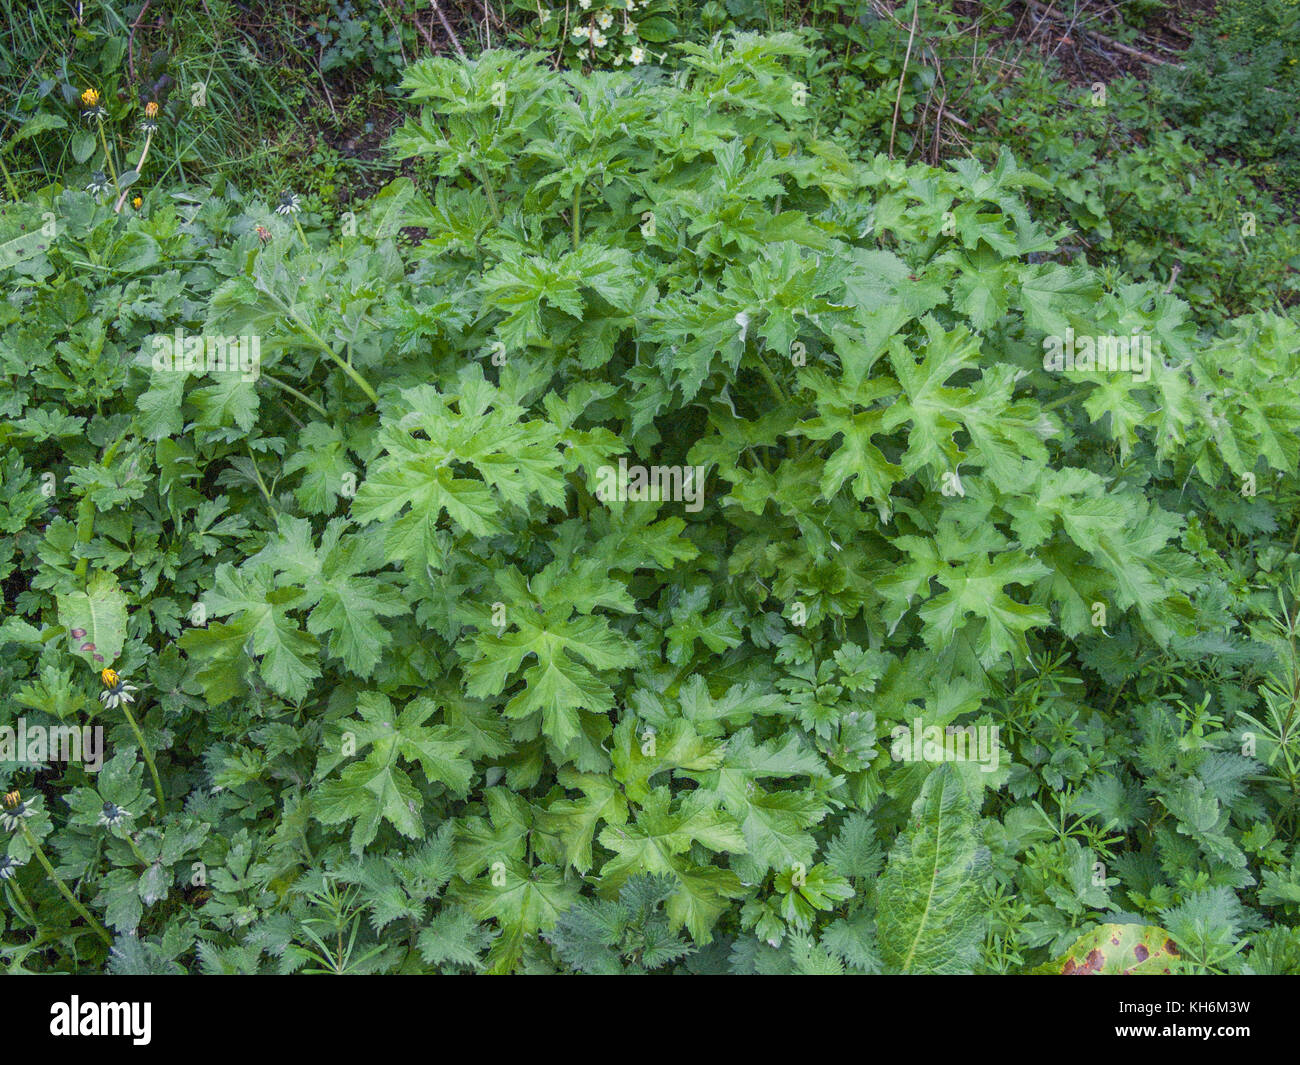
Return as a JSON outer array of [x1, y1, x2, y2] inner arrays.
[[19, 820, 112, 945]]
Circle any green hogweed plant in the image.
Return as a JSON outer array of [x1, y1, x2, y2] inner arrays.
[[1, 32, 1299, 975]]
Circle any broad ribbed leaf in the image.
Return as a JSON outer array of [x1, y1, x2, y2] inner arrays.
[[877, 764, 989, 974]]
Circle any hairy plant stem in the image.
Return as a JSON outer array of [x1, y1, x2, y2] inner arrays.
[[96, 118, 118, 187], [755, 356, 790, 408], [21, 823, 112, 944], [1041, 387, 1091, 412], [478, 166, 501, 221], [120, 700, 166, 816], [262, 372, 329, 417], [245, 443, 275, 505], [289, 311, 380, 406]]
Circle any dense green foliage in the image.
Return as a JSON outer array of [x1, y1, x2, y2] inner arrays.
[[2, 4, 1299, 975], [1154, 0, 1300, 190]]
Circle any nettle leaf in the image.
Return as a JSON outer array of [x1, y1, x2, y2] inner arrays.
[[877, 764, 989, 974], [313, 692, 473, 853], [416, 905, 492, 971]]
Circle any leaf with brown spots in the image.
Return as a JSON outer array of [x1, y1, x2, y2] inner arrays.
[[1035, 924, 1181, 975]]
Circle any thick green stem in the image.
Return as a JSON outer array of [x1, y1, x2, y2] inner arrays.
[[478, 166, 501, 222], [572, 183, 582, 250], [72, 496, 96, 581], [120, 701, 166, 816], [290, 311, 379, 405], [22, 824, 112, 945], [1041, 387, 1091, 412], [756, 356, 790, 408], [293, 216, 311, 252], [262, 372, 329, 418], [246, 443, 275, 505]]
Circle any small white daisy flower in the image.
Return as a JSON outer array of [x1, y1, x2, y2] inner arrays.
[[592, 29, 607, 46], [1, 800, 33, 833], [630, 45, 646, 64], [99, 668, 139, 710], [0, 854, 22, 880], [98, 802, 131, 827], [597, 11, 613, 28], [275, 190, 302, 216]]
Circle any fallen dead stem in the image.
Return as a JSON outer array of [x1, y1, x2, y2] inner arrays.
[[1019, 0, 1182, 67]]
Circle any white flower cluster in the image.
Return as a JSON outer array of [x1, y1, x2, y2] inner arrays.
[[559, 0, 648, 65]]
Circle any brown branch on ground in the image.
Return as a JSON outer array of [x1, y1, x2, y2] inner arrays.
[[1020, 0, 1182, 67], [429, 0, 469, 60]]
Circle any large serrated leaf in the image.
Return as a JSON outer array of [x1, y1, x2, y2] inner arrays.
[[57, 571, 129, 668], [365, 176, 416, 239], [877, 763, 989, 974]]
